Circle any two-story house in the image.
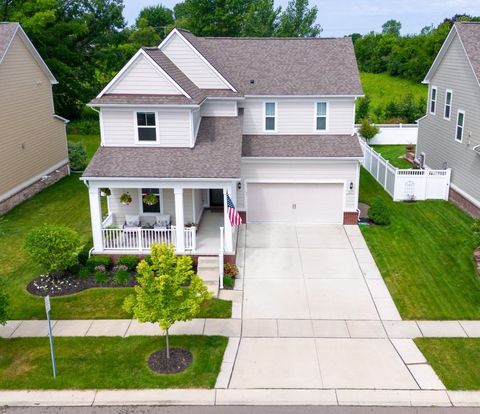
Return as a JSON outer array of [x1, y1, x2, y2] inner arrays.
[[82, 28, 364, 257], [417, 22, 480, 216], [0, 23, 68, 215]]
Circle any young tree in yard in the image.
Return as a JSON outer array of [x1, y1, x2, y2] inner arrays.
[[355, 95, 370, 123], [124, 244, 210, 359], [358, 118, 379, 142], [24, 225, 80, 276], [0, 278, 8, 325]]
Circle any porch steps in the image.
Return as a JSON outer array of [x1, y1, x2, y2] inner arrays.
[[197, 256, 220, 297]]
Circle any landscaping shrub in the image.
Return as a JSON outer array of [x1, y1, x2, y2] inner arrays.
[[224, 263, 239, 278], [78, 238, 93, 266], [113, 265, 131, 285], [78, 267, 90, 279], [223, 275, 234, 289], [68, 141, 88, 171], [358, 118, 379, 142], [117, 256, 139, 271], [473, 219, 480, 248], [94, 265, 108, 283], [368, 197, 391, 225], [87, 256, 111, 271], [24, 225, 81, 275]]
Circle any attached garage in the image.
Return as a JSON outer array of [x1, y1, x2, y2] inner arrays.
[[246, 182, 344, 224]]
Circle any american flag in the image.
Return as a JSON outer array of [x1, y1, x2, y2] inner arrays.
[[227, 193, 243, 226]]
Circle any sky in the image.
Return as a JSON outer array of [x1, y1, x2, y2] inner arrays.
[[123, 0, 480, 37]]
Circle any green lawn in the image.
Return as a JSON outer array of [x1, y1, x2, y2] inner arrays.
[[361, 72, 427, 109], [415, 339, 480, 390], [68, 134, 101, 161], [360, 169, 480, 319], [371, 144, 414, 169], [0, 336, 227, 389]]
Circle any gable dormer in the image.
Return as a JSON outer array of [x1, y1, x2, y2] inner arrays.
[[160, 29, 234, 90]]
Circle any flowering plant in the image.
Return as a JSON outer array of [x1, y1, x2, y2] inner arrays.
[[120, 193, 132, 205], [142, 192, 158, 206]]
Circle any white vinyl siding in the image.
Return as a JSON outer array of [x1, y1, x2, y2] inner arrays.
[[241, 98, 355, 135], [238, 159, 359, 212], [200, 100, 237, 117], [162, 33, 228, 89], [444, 90, 452, 120], [455, 110, 465, 142], [101, 108, 191, 147], [109, 54, 181, 95], [430, 86, 437, 114]]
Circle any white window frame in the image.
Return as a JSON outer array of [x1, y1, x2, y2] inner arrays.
[[314, 101, 329, 132], [429, 86, 437, 115], [455, 110, 465, 143], [444, 89, 453, 121], [264, 101, 277, 132], [135, 111, 159, 143], [138, 188, 164, 216]]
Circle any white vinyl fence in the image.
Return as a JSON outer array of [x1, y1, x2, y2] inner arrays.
[[360, 140, 451, 201], [355, 123, 418, 145]]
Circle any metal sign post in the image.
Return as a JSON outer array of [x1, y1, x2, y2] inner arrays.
[[44, 295, 57, 378]]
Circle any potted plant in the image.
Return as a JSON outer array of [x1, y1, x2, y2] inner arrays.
[[100, 188, 111, 197], [120, 192, 132, 205], [143, 192, 158, 206]]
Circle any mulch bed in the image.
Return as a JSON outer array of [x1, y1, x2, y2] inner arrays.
[[27, 273, 137, 297], [148, 348, 193, 374]]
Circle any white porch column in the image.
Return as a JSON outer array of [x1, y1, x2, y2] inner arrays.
[[174, 188, 185, 253], [223, 187, 233, 253], [88, 187, 103, 253]]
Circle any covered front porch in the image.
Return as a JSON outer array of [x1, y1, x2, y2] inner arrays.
[[85, 179, 238, 256]]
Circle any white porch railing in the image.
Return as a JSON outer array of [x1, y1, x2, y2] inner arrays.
[[360, 139, 451, 201], [101, 226, 196, 252]]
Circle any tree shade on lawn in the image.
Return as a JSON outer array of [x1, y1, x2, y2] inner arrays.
[[360, 169, 480, 319], [0, 336, 227, 389], [415, 338, 480, 390]]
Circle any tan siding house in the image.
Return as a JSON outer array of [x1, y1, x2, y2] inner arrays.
[[0, 23, 68, 214]]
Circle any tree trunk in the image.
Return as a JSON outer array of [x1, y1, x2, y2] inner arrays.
[[165, 327, 170, 359]]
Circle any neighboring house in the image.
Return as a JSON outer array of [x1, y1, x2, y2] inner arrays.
[[0, 23, 68, 215], [82, 28, 363, 257], [417, 22, 480, 216]]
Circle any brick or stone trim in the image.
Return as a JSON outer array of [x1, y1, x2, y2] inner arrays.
[[0, 163, 69, 215], [343, 211, 359, 225], [449, 187, 480, 217]]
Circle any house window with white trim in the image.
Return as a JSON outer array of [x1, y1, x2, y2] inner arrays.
[[455, 110, 465, 142], [141, 188, 161, 213], [137, 112, 157, 141], [429, 87, 437, 114], [265, 102, 276, 131], [316, 102, 327, 131], [444, 90, 452, 120]]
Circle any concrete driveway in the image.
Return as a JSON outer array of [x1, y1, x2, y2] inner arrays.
[[228, 224, 436, 390]]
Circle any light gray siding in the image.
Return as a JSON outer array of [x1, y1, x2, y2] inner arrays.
[[238, 159, 359, 211], [101, 108, 192, 147], [200, 100, 237, 117], [162, 33, 229, 89], [240, 98, 355, 135], [417, 33, 480, 204]]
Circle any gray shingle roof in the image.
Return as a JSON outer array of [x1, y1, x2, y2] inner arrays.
[[0, 22, 18, 62], [242, 134, 363, 158], [83, 114, 243, 179], [179, 29, 363, 96], [90, 94, 193, 105], [455, 22, 480, 84]]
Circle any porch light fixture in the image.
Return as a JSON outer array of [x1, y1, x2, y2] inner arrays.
[[349, 182, 354, 191], [237, 182, 242, 190]]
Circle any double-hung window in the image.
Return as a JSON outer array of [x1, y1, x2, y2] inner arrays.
[[137, 112, 157, 141], [455, 110, 465, 142], [429, 87, 437, 115], [141, 188, 161, 213], [444, 90, 452, 120], [316, 102, 327, 131], [265, 102, 276, 131]]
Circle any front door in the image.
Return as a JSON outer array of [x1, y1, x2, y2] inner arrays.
[[210, 189, 224, 207]]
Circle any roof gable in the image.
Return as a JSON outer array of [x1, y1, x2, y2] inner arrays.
[[424, 23, 480, 88], [0, 22, 57, 84], [159, 29, 235, 91]]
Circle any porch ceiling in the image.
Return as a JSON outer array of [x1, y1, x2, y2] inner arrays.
[[83, 114, 243, 179]]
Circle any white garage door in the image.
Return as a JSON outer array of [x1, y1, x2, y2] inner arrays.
[[247, 183, 344, 224]]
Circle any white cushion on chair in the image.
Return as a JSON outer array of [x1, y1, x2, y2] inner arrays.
[[125, 214, 140, 227], [155, 214, 171, 227]]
